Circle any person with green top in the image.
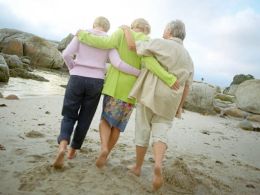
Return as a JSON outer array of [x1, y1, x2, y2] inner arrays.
[[77, 18, 178, 169]]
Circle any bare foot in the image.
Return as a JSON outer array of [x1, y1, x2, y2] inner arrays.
[[67, 148, 77, 159], [53, 150, 65, 169], [95, 149, 108, 168], [127, 165, 141, 177], [153, 166, 163, 191]]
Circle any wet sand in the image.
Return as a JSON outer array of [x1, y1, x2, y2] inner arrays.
[[0, 96, 259, 194]]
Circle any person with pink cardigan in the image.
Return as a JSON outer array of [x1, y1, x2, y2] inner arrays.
[[53, 16, 140, 169]]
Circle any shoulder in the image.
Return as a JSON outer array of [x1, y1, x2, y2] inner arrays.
[[112, 28, 124, 36], [146, 38, 167, 49]]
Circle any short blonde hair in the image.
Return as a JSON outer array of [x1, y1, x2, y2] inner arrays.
[[131, 18, 151, 35], [93, 16, 110, 32]]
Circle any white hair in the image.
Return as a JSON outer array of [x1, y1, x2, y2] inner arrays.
[[166, 20, 186, 40]]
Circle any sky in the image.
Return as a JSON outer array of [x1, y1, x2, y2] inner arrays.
[[0, 0, 259, 87]]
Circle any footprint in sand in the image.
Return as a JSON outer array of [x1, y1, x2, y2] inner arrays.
[[79, 147, 94, 154], [25, 130, 45, 138], [14, 148, 26, 155], [26, 154, 46, 163], [46, 139, 56, 144], [18, 164, 53, 192]]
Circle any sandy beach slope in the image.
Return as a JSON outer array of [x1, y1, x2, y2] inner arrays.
[[0, 96, 259, 195]]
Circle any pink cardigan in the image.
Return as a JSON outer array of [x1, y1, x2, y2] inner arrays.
[[62, 29, 140, 79]]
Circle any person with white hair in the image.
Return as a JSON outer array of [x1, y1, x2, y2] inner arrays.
[[121, 19, 194, 191]]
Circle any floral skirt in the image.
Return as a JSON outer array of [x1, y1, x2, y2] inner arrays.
[[101, 95, 134, 132]]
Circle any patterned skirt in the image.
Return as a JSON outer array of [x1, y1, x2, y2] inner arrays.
[[101, 95, 134, 132]]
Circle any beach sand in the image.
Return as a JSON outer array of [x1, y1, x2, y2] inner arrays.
[[0, 96, 259, 195]]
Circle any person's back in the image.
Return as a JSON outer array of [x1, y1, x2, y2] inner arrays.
[[63, 29, 109, 79], [146, 38, 193, 85], [130, 20, 194, 120]]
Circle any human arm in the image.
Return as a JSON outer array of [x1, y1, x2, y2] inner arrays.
[[176, 82, 190, 118], [119, 30, 179, 87], [77, 29, 121, 49], [108, 49, 140, 77], [142, 56, 179, 89], [120, 25, 136, 51], [62, 36, 79, 70]]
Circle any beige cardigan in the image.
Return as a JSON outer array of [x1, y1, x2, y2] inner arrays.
[[129, 37, 194, 120]]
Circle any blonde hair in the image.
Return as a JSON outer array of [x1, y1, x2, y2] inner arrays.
[[93, 16, 110, 32], [131, 18, 151, 35]]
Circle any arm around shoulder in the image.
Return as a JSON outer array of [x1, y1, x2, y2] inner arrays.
[[77, 29, 121, 49]]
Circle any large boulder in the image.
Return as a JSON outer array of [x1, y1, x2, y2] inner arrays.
[[231, 74, 254, 85], [223, 84, 239, 95], [235, 79, 260, 114], [224, 74, 254, 95], [9, 68, 49, 82], [184, 81, 218, 114], [0, 28, 64, 69], [0, 55, 9, 82], [1, 38, 23, 56], [23, 36, 64, 68], [1, 53, 24, 69]]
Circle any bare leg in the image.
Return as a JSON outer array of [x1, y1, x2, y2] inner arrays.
[[152, 141, 167, 191], [53, 140, 68, 169], [107, 127, 120, 154], [129, 146, 147, 176], [96, 119, 111, 168], [67, 147, 77, 159]]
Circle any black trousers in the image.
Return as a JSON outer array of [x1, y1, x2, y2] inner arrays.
[[58, 75, 104, 149]]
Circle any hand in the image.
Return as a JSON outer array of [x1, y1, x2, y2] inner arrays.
[[119, 25, 130, 30], [171, 80, 180, 90]]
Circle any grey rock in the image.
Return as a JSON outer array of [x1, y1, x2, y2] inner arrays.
[[9, 68, 49, 82], [231, 74, 254, 85], [58, 34, 74, 51], [184, 81, 218, 114], [5, 94, 19, 100], [1, 53, 24, 69], [235, 79, 260, 114], [0, 55, 9, 82], [224, 108, 248, 119], [238, 120, 254, 131], [247, 114, 260, 122], [0, 28, 64, 69]]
